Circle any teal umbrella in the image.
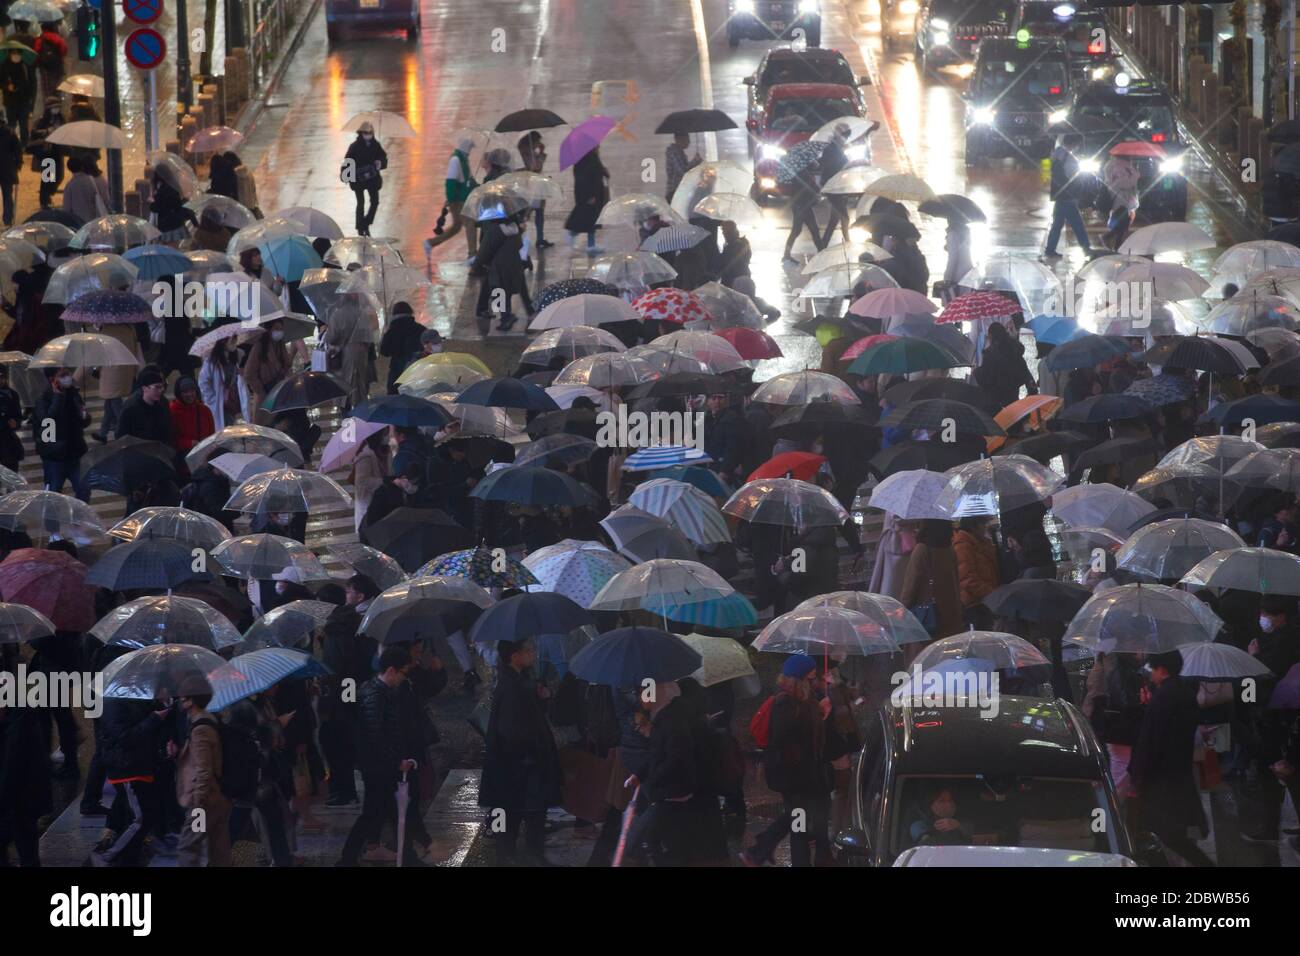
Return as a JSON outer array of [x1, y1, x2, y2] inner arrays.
[[846, 337, 966, 376], [123, 244, 193, 281], [660, 591, 758, 629], [258, 234, 322, 282]]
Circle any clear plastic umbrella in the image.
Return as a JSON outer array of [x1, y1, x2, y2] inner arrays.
[[959, 254, 1064, 318], [820, 165, 886, 196], [90, 595, 242, 651], [0, 489, 104, 538], [325, 236, 406, 269], [0, 464, 25, 495], [723, 478, 849, 531], [648, 330, 747, 373], [71, 214, 160, 253], [866, 469, 952, 519], [0, 602, 55, 644], [800, 262, 870, 299], [341, 110, 416, 139], [270, 206, 345, 239], [490, 171, 564, 203], [795, 591, 932, 645], [1130, 463, 1241, 511], [1065, 583, 1222, 654], [426, 394, 521, 437], [596, 193, 681, 227], [185, 423, 304, 470], [670, 160, 751, 219], [462, 181, 535, 221], [1158, 435, 1264, 472], [1119, 222, 1216, 256], [1116, 518, 1245, 581], [1181, 547, 1300, 595], [857, 173, 936, 205], [624, 343, 710, 377], [1114, 262, 1209, 301], [1179, 642, 1274, 680], [100, 644, 226, 700], [226, 219, 298, 256], [396, 352, 491, 388], [1225, 448, 1300, 492], [184, 194, 257, 230], [913, 631, 1049, 670], [44, 253, 138, 305], [210, 534, 329, 581], [692, 192, 764, 226], [4, 221, 75, 257], [321, 298, 380, 347], [327, 542, 410, 590], [587, 251, 677, 289], [1050, 483, 1157, 535], [340, 262, 432, 309], [149, 152, 200, 199], [359, 575, 494, 644], [107, 506, 232, 550], [184, 248, 238, 281], [240, 599, 337, 650], [1214, 239, 1300, 276], [521, 326, 626, 366], [802, 240, 892, 276], [1202, 293, 1300, 336], [30, 332, 142, 370], [553, 352, 658, 388], [752, 607, 900, 657], [935, 456, 1063, 518], [688, 282, 764, 330], [751, 370, 860, 406], [224, 467, 353, 517], [589, 559, 735, 616]]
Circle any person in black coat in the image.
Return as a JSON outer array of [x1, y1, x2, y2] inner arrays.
[[116, 367, 172, 443], [343, 123, 388, 236], [149, 172, 196, 244], [0, 51, 33, 147], [0, 704, 52, 866], [91, 697, 169, 866], [378, 300, 424, 393], [1129, 651, 1213, 865], [208, 151, 242, 200], [563, 147, 609, 253], [317, 575, 378, 806], [975, 321, 1037, 410], [32, 366, 90, 499], [0, 117, 22, 227], [472, 211, 533, 331], [0, 364, 23, 470], [479, 638, 562, 864], [624, 681, 700, 865]]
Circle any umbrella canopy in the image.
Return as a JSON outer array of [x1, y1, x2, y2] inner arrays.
[[46, 120, 128, 151], [523, 539, 632, 607], [240, 600, 337, 651], [85, 538, 212, 591], [108, 507, 231, 550], [1119, 222, 1216, 256], [1181, 547, 1300, 595], [359, 576, 493, 644], [43, 253, 138, 305], [881, 377, 996, 411], [30, 332, 142, 369], [495, 108, 568, 132], [679, 634, 755, 687], [587, 251, 678, 290], [341, 110, 416, 139], [211, 453, 300, 485], [91, 595, 241, 651], [795, 591, 932, 645], [958, 254, 1063, 317], [1179, 643, 1273, 681], [937, 290, 1021, 324], [71, 214, 159, 252], [918, 193, 986, 223], [1204, 394, 1300, 427], [752, 370, 859, 406], [628, 478, 731, 546], [589, 559, 734, 615], [122, 244, 193, 281], [631, 287, 711, 325], [0, 548, 94, 631], [1159, 435, 1264, 472], [0, 602, 56, 645], [1203, 293, 1300, 336], [713, 326, 781, 360], [622, 445, 712, 472], [597, 192, 680, 227], [846, 338, 965, 376], [61, 289, 154, 325], [0, 489, 104, 539], [820, 165, 887, 196], [418, 546, 539, 590], [466, 592, 593, 646], [224, 467, 352, 517], [723, 478, 849, 531], [753, 607, 899, 657], [469, 465, 596, 507], [263, 370, 350, 413], [1116, 518, 1245, 581], [599, 505, 697, 562], [655, 109, 737, 133], [530, 292, 640, 331], [880, 399, 1004, 437], [568, 627, 703, 688], [327, 542, 409, 590], [99, 644, 226, 701], [776, 140, 830, 188], [1115, 262, 1209, 301], [1058, 393, 1153, 424], [351, 394, 451, 429], [208, 648, 328, 712], [361, 508, 472, 573], [185, 423, 303, 470], [187, 125, 245, 153], [849, 287, 936, 319], [210, 534, 329, 581], [560, 115, 618, 170], [936, 456, 1062, 517], [1065, 583, 1222, 654], [80, 437, 177, 494], [1228, 447, 1300, 495], [803, 240, 892, 276], [748, 451, 828, 483], [981, 579, 1092, 624], [454, 377, 560, 412], [670, 160, 752, 219], [1043, 334, 1131, 372], [1125, 373, 1198, 407], [914, 631, 1049, 671], [866, 469, 952, 519], [860, 172, 935, 204]]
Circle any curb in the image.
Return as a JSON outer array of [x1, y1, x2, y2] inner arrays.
[[231, 0, 326, 139]]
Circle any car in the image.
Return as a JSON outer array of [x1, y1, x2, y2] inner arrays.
[[964, 36, 1073, 164], [914, 0, 1015, 75], [880, 0, 921, 51], [325, 0, 420, 42], [750, 82, 865, 196], [1066, 77, 1188, 220], [833, 695, 1162, 866], [894, 846, 1138, 866], [743, 48, 868, 152], [727, 0, 823, 48], [1012, 1, 1121, 84]]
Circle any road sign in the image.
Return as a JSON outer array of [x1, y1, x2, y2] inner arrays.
[[122, 0, 162, 25], [124, 27, 166, 70]]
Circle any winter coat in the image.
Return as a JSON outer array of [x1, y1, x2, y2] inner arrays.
[[32, 384, 89, 461], [99, 699, 165, 780], [764, 692, 828, 795], [0, 709, 52, 823], [177, 708, 223, 808], [1129, 676, 1207, 835], [0, 124, 20, 185], [473, 219, 529, 297], [952, 529, 999, 608], [319, 605, 372, 719], [479, 664, 562, 812], [150, 179, 195, 233], [870, 513, 914, 599], [344, 136, 388, 192], [208, 152, 241, 200], [975, 335, 1037, 410], [882, 241, 930, 295], [0, 58, 33, 116], [356, 675, 405, 777], [242, 337, 290, 410], [899, 541, 964, 638], [351, 444, 386, 531], [703, 405, 750, 480], [61, 171, 110, 224], [117, 391, 172, 444], [168, 397, 214, 457], [378, 312, 424, 392], [94, 324, 143, 400], [0, 384, 22, 467], [198, 354, 237, 431], [642, 697, 697, 803], [563, 151, 609, 234]]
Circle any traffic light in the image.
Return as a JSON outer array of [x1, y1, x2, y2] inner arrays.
[[76, 6, 101, 59]]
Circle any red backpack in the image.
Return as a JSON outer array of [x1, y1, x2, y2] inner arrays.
[[749, 693, 781, 749]]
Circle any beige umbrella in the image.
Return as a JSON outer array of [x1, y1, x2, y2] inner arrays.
[[45, 120, 128, 150], [680, 633, 755, 687], [857, 173, 936, 206], [30, 332, 142, 369]]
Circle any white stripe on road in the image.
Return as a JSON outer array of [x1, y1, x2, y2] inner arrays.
[[688, 0, 720, 162]]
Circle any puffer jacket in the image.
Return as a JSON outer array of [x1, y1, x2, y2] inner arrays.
[[99, 699, 165, 780], [356, 676, 403, 777], [952, 528, 999, 608]]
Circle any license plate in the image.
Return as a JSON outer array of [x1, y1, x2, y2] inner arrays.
[[360, 0, 379, 8], [771, 21, 786, 31], [1163, 179, 1175, 189], [1013, 136, 1034, 147]]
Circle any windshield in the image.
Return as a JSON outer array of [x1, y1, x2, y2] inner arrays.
[[767, 97, 858, 133], [892, 775, 1121, 857], [931, 0, 1012, 25], [1076, 101, 1176, 140], [977, 56, 1068, 97], [760, 59, 855, 90], [1020, 11, 1109, 54]]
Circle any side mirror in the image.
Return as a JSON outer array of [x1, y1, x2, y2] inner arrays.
[[960, 90, 972, 101], [834, 829, 871, 856], [1134, 831, 1165, 866], [743, 76, 755, 85], [858, 74, 872, 87]]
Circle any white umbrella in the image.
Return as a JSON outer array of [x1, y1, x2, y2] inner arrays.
[[529, 293, 640, 330], [1118, 222, 1215, 256], [857, 173, 935, 205], [45, 120, 128, 150], [1202, 293, 1300, 336], [802, 240, 892, 275], [1115, 262, 1210, 301], [1181, 547, 1300, 596], [341, 110, 416, 139], [688, 282, 764, 330], [649, 330, 747, 373], [1179, 642, 1273, 680], [866, 469, 952, 519], [586, 251, 677, 289], [30, 332, 142, 369]]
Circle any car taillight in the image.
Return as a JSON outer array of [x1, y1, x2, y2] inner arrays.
[[1087, 41, 1104, 54], [1049, 86, 1061, 94], [747, 119, 759, 130], [1151, 133, 1165, 142]]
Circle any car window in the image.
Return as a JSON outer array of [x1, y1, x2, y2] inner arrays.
[[1076, 102, 1175, 139], [931, 0, 1011, 24], [1020, 11, 1109, 55], [759, 59, 855, 90], [891, 775, 1120, 857], [767, 97, 858, 132], [977, 56, 1068, 96]]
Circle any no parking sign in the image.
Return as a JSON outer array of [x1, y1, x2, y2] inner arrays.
[[122, 0, 163, 25], [124, 27, 166, 70]]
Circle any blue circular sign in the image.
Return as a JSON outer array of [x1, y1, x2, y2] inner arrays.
[[123, 0, 163, 25], [125, 27, 166, 70]]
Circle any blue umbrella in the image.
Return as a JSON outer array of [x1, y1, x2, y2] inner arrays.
[[351, 394, 451, 428], [1202, 394, 1300, 426], [455, 377, 561, 412], [470, 465, 598, 506], [568, 626, 703, 688], [624, 445, 712, 471], [258, 234, 323, 282], [1026, 314, 1084, 346], [660, 591, 758, 628], [466, 592, 594, 646], [1043, 333, 1131, 372], [650, 464, 728, 497], [1057, 393, 1153, 424], [209, 648, 330, 712], [85, 538, 212, 591], [123, 244, 194, 281]]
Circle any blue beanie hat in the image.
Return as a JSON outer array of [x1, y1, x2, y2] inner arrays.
[[782, 654, 817, 680]]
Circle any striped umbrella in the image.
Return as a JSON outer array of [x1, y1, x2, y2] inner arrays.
[[523, 539, 633, 607], [418, 546, 539, 589], [628, 479, 731, 546], [623, 445, 712, 472], [660, 591, 757, 628], [937, 290, 1021, 324], [632, 287, 711, 325], [210, 649, 330, 712], [639, 224, 711, 255]]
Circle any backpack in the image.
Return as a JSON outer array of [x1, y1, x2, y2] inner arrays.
[[190, 717, 260, 801], [37, 42, 61, 74], [749, 693, 779, 749]]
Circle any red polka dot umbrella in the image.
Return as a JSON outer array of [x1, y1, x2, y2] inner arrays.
[[937, 290, 1022, 324], [712, 327, 783, 360], [840, 333, 900, 361], [632, 288, 711, 326]]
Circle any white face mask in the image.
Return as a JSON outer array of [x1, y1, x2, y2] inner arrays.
[[270, 330, 285, 342], [1260, 615, 1277, 634], [361, 134, 373, 142], [275, 513, 294, 525], [56, 374, 73, 388]]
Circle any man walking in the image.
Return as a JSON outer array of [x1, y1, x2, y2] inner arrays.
[[319, 575, 380, 807], [1042, 133, 1096, 260], [172, 677, 232, 867], [32, 366, 91, 500]]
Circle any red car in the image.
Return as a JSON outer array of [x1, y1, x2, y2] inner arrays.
[[750, 82, 865, 197]]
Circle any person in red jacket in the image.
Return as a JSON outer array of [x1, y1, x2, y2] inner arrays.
[[169, 376, 214, 475]]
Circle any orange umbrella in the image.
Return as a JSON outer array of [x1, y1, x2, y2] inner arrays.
[[986, 395, 1062, 453], [748, 452, 828, 483]]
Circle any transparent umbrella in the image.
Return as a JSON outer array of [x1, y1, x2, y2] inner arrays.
[[752, 607, 900, 657], [0, 489, 104, 538], [1202, 293, 1300, 337], [1050, 483, 1157, 534], [240, 599, 337, 651], [462, 181, 535, 221], [0, 463, 24, 495], [184, 194, 257, 230], [623, 344, 710, 377], [185, 423, 304, 470], [959, 254, 1064, 318], [751, 370, 860, 406], [935, 456, 1063, 518], [4, 221, 75, 257], [521, 326, 625, 366], [913, 631, 1049, 671], [270, 206, 345, 239], [553, 352, 658, 388], [587, 251, 677, 289], [1158, 435, 1264, 472], [44, 253, 138, 305], [1182, 547, 1300, 595], [1130, 463, 1241, 511], [224, 467, 353, 517], [1116, 517, 1245, 581], [90, 595, 242, 651], [149, 152, 200, 199], [321, 298, 380, 346], [0, 602, 55, 644], [529, 293, 641, 330], [670, 160, 752, 219], [802, 240, 892, 275], [30, 332, 142, 369], [359, 575, 494, 644], [866, 469, 952, 520], [327, 542, 409, 590], [649, 330, 747, 373], [1225, 448, 1300, 492], [1065, 583, 1222, 654], [490, 171, 564, 203], [210, 534, 329, 581], [723, 478, 849, 531], [596, 193, 681, 227], [795, 590, 932, 645], [99, 644, 226, 700], [107, 506, 232, 550], [184, 248, 237, 280], [71, 215, 160, 253], [821, 165, 886, 196], [589, 559, 735, 618], [692, 192, 764, 226], [689, 282, 764, 330], [324, 236, 405, 269], [227, 219, 298, 256], [680, 634, 756, 687]]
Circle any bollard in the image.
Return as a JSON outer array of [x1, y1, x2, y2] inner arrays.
[[179, 114, 199, 160], [198, 92, 215, 130], [203, 82, 223, 126]]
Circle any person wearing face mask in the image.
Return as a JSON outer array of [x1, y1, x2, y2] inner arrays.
[[242, 322, 290, 425], [28, 96, 64, 208], [116, 366, 172, 444], [1251, 596, 1300, 680], [251, 508, 307, 543], [342, 121, 387, 237], [0, 49, 33, 148], [32, 366, 90, 499]]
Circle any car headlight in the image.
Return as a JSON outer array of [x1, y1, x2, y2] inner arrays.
[[845, 144, 867, 162], [972, 107, 996, 125], [933, 30, 950, 46], [759, 176, 777, 190], [931, 17, 949, 30], [1159, 155, 1184, 175], [899, 0, 919, 13], [760, 144, 787, 161], [734, 0, 755, 12], [1048, 109, 1069, 126], [798, 0, 819, 13], [1091, 66, 1109, 80], [1078, 157, 1100, 174]]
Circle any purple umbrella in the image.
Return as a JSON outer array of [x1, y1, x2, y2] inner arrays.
[[1268, 662, 1300, 710], [560, 116, 618, 171]]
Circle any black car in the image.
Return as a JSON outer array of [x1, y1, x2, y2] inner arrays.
[[1066, 79, 1188, 220], [743, 47, 869, 155], [1012, 1, 1121, 84], [727, 0, 823, 48], [914, 0, 1015, 74], [964, 37, 1072, 164], [834, 696, 1155, 866]]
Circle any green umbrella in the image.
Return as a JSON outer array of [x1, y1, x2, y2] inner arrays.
[[0, 42, 36, 65], [846, 337, 967, 376]]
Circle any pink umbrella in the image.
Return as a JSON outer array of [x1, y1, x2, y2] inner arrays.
[[560, 116, 618, 171], [0, 548, 95, 632], [849, 287, 937, 319], [187, 126, 245, 154], [840, 333, 900, 361], [319, 417, 388, 472]]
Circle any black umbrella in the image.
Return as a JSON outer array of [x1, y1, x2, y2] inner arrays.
[[771, 401, 878, 437], [26, 207, 83, 228], [534, 279, 621, 313], [627, 373, 746, 399], [1268, 221, 1300, 248], [352, 394, 452, 428], [1259, 354, 1300, 387], [1256, 421, 1300, 449], [514, 434, 597, 468], [80, 437, 177, 494], [568, 626, 702, 688], [360, 508, 472, 573], [879, 399, 1005, 437], [981, 579, 1092, 624], [1275, 142, 1300, 177], [993, 430, 1091, 464], [654, 109, 737, 134], [855, 212, 920, 241], [527, 407, 599, 439], [918, 193, 986, 223], [455, 377, 560, 412], [868, 438, 984, 477], [1140, 336, 1246, 374], [1043, 334, 1130, 372], [466, 592, 593, 647], [520, 370, 559, 386], [882, 378, 998, 412], [263, 370, 350, 413], [1057, 393, 1153, 424], [442, 435, 516, 470], [1268, 119, 1300, 145], [85, 538, 213, 591], [1068, 435, 1159, 475], [495, 109, 568, 132], [469, 466, 599, 507]]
